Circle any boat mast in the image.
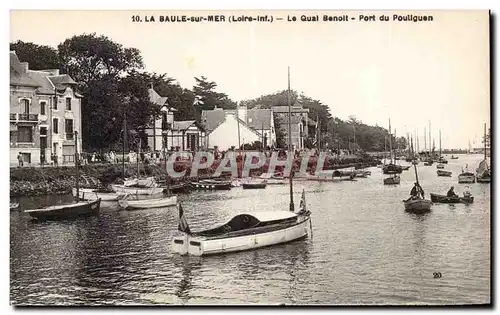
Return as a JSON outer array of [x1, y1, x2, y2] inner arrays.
[[388, 119, 393, 164], [137, 137, 141, 177], [384, 136, 387, 165], [424, 126, 427, 153], [122, 112, 127, 182], [75, 131, 79, 202], [237, 102, 241, 150], [287, 66, 294, 212], [439, 129, 442, 158], [484, 123, 487, 160], [428, 121, 431, 157]]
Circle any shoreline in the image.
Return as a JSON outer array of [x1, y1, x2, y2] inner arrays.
[[10, 154, 378, 197]]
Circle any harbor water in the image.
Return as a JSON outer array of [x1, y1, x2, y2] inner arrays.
[[10, 154, 490, 305]]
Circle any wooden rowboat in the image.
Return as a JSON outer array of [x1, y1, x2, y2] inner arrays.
[[430, 193, 474, 204], [25, 199, 101, 220], [437, 170, 452, 177], [118, 195, 177, 210]]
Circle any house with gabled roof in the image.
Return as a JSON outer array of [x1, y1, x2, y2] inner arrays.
[[201, 103, 275, 150], [10, 51, 82, 166], [145, 86, 206, 152]]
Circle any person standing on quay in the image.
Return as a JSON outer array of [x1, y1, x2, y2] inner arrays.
[[17, 153, 23, 167]]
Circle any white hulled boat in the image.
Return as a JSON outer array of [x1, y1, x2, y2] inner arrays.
[[172, 66, 312, 256]]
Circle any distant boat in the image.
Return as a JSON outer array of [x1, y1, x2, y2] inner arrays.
[[242, 180, 267, 189], [476, 124, 491, 183], [384, 174, 400, 185], [437, 170, 452, 177], [118, 195, 177, 210], [451, 155, 459, 160], [190, 181, 231, 190], [259, 173, 286, 185], [458, 166, 476, 184], [436, 164, 445, 169]]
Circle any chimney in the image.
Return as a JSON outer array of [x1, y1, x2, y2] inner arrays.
[[20, 62, 29, 72]]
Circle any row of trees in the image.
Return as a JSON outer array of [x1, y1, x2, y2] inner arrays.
[[11, 34, 405, 152], [241, 91, 407, 152]]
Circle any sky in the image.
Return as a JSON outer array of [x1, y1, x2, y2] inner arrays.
[[10, 10, 490, 149]]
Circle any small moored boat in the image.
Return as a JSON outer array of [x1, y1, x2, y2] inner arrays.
[[403, 198, 432, 213], [451, 155, 458, 159], [73, 188, 127, 201], [111, 185, 165, 195], [436, 164, 445, 169], [458, 171, 475, 184], [172, 192, 311, 256], [259, 173, 286, 185], [25, 199, 101, 220], [118, 195, 177, 210], [383, 174, 400, 185], [190, 181, 231, 190], [242, 180, 267, 189], [437, 170, 452, 177]]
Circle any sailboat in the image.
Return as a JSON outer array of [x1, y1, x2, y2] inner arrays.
[[458, 164, 476, 183], [112, 115, 163, 195], [382, 119, 403, 175], [476, 123, 491, 183], [25, 131, 101, 220], [403, 163, 432, 213], [383, 133, 400, 185], [436, 130, 446, 170], [171, 67, 312, 256]]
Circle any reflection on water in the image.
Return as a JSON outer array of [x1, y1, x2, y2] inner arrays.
[[10, 155, 490, 305]]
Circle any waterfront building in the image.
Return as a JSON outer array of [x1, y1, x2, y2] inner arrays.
[[10, 51, 82, 166], [201, 104, 276, 150], [271, 104, 313, 150], [145, 86, 206, 152]]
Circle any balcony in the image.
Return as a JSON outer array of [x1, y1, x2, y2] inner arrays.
[[14, 114, 38, 123]]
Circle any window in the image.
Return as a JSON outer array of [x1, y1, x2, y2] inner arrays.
[[53, 96, 58, 110], [66, 98, 71, 110], [17, 126, 33, 143], [53, 118, 59, 134], [65, 119, 74, 138], [40, 101, 46, 115], [22, 99, 29, 114]]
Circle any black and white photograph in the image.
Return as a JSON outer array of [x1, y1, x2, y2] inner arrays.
[[8, 9, 491, 306]]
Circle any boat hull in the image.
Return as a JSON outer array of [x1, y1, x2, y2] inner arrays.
[[430, 193, 474, 204], [383, 176, 400, 185], [118, 195, 177, 210], [111, 185, 165, 195], [403, 198, 432, 213], [25, 199, 101, 220], [437, 170, 452, 177], [190, 182, 231, 190], [73, 188, 127, 201], [242, 183, 267, 189], [172, 217, 311, 256], [476, 176, 491, 183]]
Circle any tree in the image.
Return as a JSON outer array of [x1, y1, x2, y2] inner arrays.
[[192, 76, 236, 111], [57, 34, 145, 150], [274, 116, 286, 148], [10, 40, 61, 70]]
